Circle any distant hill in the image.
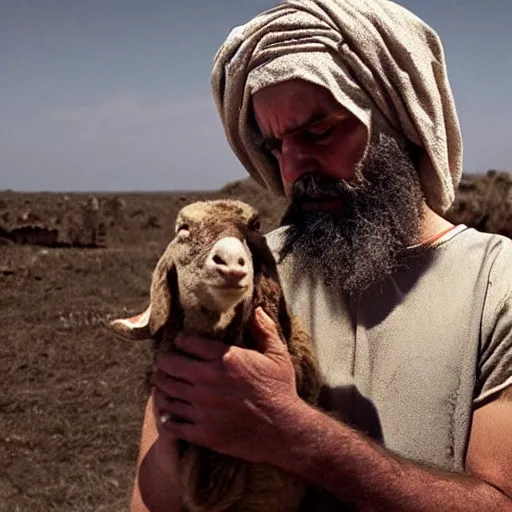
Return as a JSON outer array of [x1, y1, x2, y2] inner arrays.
[[0, 170, 511, 249]]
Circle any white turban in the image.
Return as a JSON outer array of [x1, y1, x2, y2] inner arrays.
[[211, 0, 463, 214]]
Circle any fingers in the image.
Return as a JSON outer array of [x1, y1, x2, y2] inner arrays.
[[152, 369, 196, 401], [160, 398, 195, 424], [156, 339, 240, 384], [152, 369, 221, 423], [153, 384, 196, 425], [153, 388, 210, 447], [155, 352, 210, 383], [250, 307, 286, 355], [160, 417, 203, 445]]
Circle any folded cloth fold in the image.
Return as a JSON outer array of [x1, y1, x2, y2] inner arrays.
[[211, 0, 462, 214]]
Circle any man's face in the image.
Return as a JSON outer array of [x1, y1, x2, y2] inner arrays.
[[253, 80, 368, 206], [252, 80, 425, 295]]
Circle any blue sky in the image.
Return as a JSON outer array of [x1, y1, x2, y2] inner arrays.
[[1, 0, 511, 192]]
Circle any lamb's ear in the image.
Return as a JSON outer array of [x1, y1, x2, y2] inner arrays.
[[147, 248, 176, 336], [109, 245, 177, 340], [245, 230, 280, 281], [109, 306, 152, 340], [247, 230, 293, 344]]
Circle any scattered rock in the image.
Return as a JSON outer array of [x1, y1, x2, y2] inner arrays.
[[130, 209, 145, 218], [143, 215, 161, 229]]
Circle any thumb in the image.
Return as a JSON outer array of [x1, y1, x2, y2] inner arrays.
[[251, 307, 286, 355]]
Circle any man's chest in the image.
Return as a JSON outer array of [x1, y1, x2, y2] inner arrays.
[[282, 267, 483, 472]]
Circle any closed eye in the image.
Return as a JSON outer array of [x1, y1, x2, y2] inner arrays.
[[257, 114, 345, 156], [261, 138, 282, 157], [303, 119, 337, 141]]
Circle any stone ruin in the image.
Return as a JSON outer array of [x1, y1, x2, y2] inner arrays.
[[0, 195, 107, 248]]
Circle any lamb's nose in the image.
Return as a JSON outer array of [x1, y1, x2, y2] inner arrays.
[[207, 237, 248, 283]]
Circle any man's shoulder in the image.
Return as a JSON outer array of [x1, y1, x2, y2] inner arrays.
[[456, 226, 512, 245], [265, 223, 512, 256], [439, 227, 512, 309], [263, 223, 512, 284], [453, 227, 512, 265]]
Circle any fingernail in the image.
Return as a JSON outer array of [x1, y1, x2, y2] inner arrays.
[[175, 333, 188, 347], [160, 413, 171, 424]]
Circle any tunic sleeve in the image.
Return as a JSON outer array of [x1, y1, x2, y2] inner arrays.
[[474, 238, 512, 406]]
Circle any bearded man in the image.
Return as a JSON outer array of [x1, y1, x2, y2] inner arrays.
[[130, 1, 512, 510]]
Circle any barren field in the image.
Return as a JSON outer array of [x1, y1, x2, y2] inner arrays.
[[1, 173, 510, 511], [0, 178, 287, 512]]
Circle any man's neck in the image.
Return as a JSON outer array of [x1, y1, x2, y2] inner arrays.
[[419, 205, 454, 244]]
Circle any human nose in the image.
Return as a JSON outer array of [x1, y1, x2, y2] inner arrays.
[[279, 137, 317, 186]]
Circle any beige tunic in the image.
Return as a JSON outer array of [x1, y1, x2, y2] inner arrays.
[[266, 225, 512, 508]]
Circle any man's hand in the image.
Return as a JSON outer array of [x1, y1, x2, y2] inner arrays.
[[151, 307, 307, 463]]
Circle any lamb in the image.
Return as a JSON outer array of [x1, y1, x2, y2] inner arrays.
[[109, 199, 322, 512]]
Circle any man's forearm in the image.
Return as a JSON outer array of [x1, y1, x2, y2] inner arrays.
[[273, 403, 512, 511], [136, 437, 182, 512]]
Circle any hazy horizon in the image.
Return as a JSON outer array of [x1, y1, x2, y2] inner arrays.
[[2, 0, 511, 192]]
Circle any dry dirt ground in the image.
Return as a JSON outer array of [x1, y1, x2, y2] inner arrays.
[[1, 174, 510, 511]]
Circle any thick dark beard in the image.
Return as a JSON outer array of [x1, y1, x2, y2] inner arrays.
[[278, 133, 425, 296]]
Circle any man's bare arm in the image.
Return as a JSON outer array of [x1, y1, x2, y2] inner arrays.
[[466, 386, 512, 498], [273, 387, 512, 511], [130, 395, 182, 512]]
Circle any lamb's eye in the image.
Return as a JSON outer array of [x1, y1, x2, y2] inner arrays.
[[250, 220, 261, 232], [176, 223, 190, 235]]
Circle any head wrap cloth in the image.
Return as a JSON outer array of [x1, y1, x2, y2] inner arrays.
[[211, 0, 462, 214]]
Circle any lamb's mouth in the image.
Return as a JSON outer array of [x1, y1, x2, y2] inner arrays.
[[207, 283, 249, 311], [211, 284, 248, 291]]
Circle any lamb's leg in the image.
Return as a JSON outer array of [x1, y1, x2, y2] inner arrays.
[[228, 463, 307, 512], [181, 446, 247, 512]]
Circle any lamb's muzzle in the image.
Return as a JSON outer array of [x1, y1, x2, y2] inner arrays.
[[207, 236, 250, 286], [206, 236, 251, 309]]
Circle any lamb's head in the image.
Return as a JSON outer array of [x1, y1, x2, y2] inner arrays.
[[171, 199, 262, 313], [110, 199, 279, 341]]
